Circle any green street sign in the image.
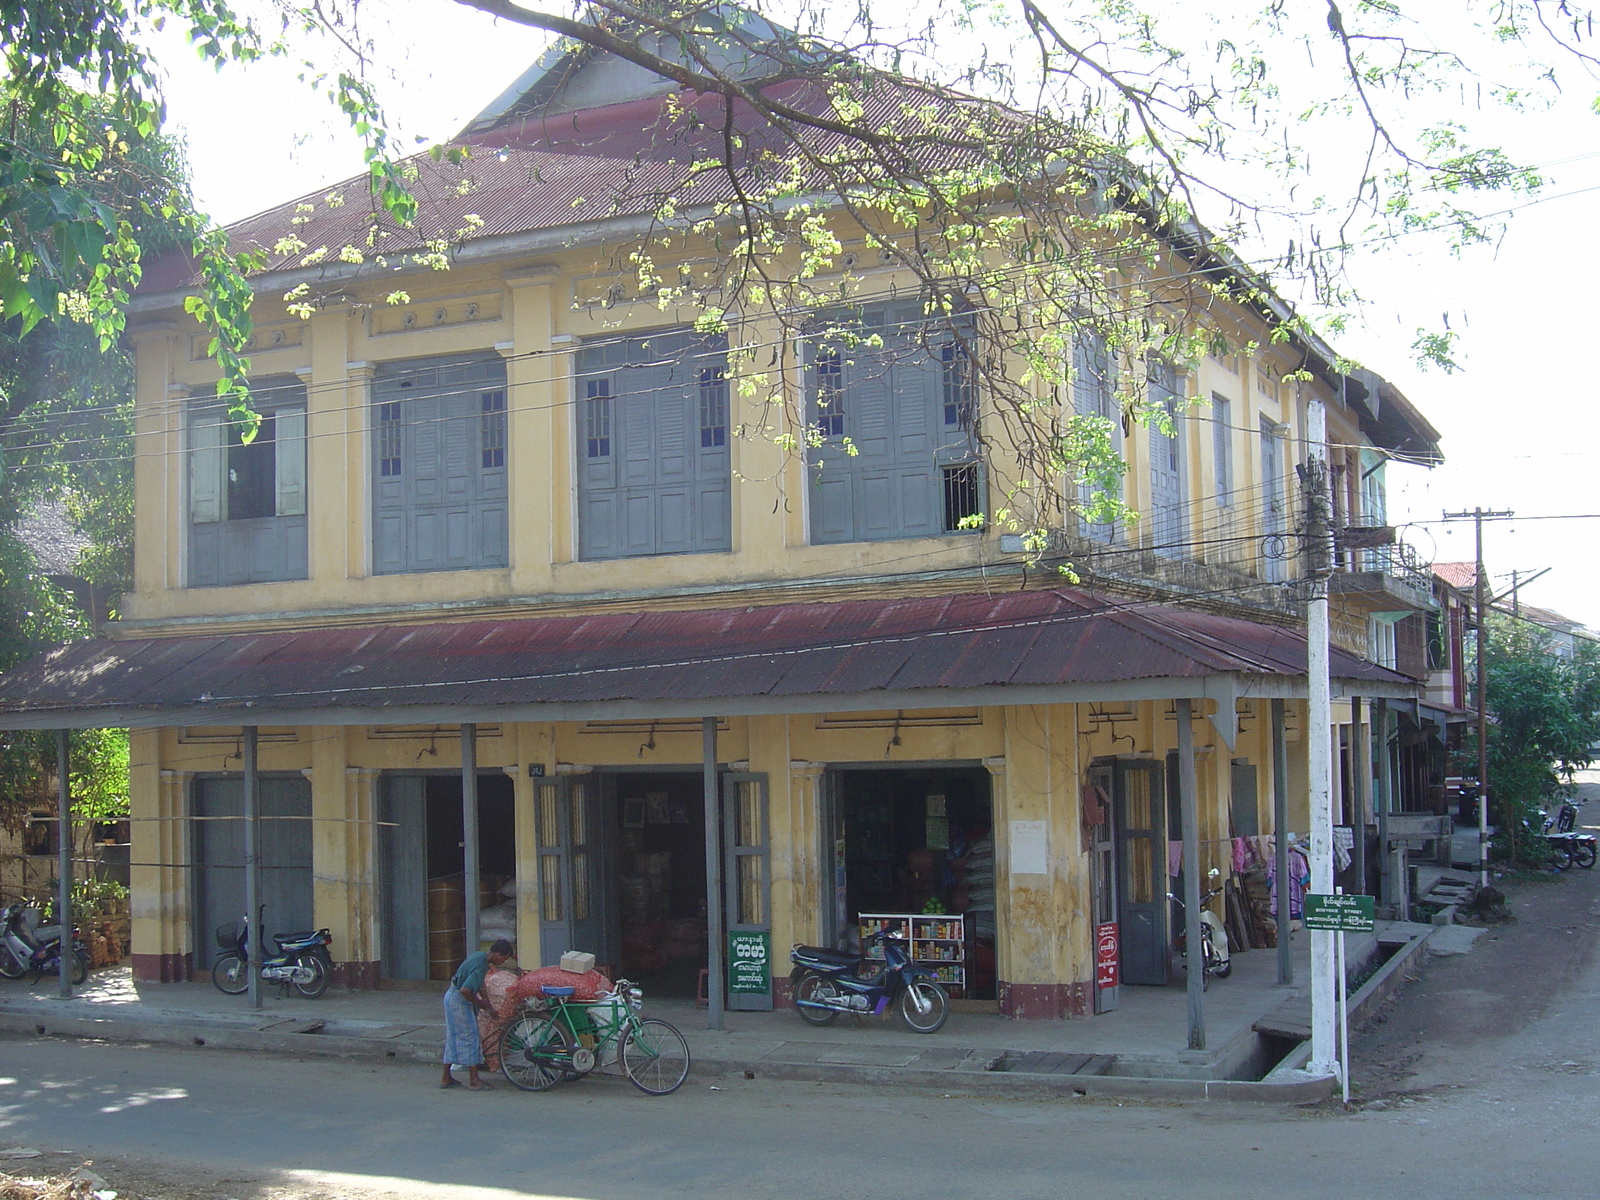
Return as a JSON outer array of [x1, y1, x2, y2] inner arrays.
[[1303, 892, 1376, 932], [728, 930, 770, 994]]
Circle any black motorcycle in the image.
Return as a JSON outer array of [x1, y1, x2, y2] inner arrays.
[[0, 901, 89, 985], [790, 929, 949, 1033], [212, 917, 334, 998]]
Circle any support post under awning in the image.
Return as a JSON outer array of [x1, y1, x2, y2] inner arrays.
[[462, 723, 480, 954], [1176, 698, 1204, 1051], [702, 716, 724, 1031], [56, 730, 72, 1000], [1351, 697, 1369, 894], [1271, 700, 1292, 987], [244, 725, 261, 1010]]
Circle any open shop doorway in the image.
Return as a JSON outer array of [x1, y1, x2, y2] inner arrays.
[[377, 771, 516, 982], [605, 771, 709, 1001], [824, 765, 996, 1001]]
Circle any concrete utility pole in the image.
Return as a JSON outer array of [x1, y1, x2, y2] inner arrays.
[[1302, 398, 1336, 1077], [1443, 508, 1513, 890]]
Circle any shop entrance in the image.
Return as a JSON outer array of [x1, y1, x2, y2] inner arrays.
[[377, 772, 515, 981], [822, 766, 996, 1001], [1108, 759, 1169, 987], [604, 771, 709, 1000]]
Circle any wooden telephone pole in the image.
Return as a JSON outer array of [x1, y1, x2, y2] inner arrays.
[[1442, 508, 1513, 888]]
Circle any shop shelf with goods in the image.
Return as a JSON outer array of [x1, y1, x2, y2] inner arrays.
[[858, 912, 966, 990]]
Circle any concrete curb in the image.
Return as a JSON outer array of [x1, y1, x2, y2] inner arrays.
[[0, 1007, 1337, 1104]]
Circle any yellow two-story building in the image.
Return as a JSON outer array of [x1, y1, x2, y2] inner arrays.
[[0, 25, 1440, 1019]]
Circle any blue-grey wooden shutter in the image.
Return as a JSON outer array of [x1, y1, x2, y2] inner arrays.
[[372, 354, 508, 575], [1261, 415, 1287, 581], [1075, 331, 1119, 542], [1147, 359, 1184, 558], [576, 329, 730, 560], [809, 303, 974, 544], [378, 775, 428, 980]]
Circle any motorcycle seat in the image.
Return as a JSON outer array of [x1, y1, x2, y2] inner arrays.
[[275, 930, 321, 942], [32, 924, 61, 941], [791, 944, 859, 968]]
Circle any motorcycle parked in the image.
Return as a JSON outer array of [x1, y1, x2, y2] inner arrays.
[[211, 917, 334, 998], [1168, 869, 1231, 987], [790, 929, 950, 1033], [1538, 807, 1597, 871], [1551, 800, 1597, 868], [0, 902, 89, 985]]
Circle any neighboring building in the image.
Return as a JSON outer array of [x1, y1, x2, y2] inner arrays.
[[0, 22, 1439, 1015]]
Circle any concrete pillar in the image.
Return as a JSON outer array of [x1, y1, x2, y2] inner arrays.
[[132, 756, 193, 982], [503, 268, 561, 588]]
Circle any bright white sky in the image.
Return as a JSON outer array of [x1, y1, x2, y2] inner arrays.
[[145, 2, 1600, 629]]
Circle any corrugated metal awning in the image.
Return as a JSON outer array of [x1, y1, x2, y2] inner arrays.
[[0, 587, 1420, 730]]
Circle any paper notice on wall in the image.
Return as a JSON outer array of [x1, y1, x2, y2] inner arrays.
[[1009, 820, 1048, 875]]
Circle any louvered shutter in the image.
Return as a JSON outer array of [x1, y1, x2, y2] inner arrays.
[[189, 409, 226, 524], [274, 406, 307, 517]]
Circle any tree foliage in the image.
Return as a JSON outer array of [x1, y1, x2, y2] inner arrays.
[[257, 0, 1587, 537], [1474, 616, 1600, 862]]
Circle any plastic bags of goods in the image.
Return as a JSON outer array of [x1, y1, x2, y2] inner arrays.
[[508, 966, 612, 1006], [478, 967, 521, 1069], [478, 900, 517, 944]]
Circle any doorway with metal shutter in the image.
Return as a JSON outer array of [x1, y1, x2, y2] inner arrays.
[[377, 771, 515, 981], [191, 774, 313, 973]]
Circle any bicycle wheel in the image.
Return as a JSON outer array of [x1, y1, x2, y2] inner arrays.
[[211, 953, 249, 995], [500, 1014, 572, 1092], [619, 1018, 690, 1095]]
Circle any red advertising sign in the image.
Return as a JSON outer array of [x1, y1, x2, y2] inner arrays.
[[1095, 922, 1120, 989]]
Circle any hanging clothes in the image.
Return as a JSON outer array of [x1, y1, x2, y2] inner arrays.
[[1232, 837, 1252, 874], [1268, 844, 1311, 919], [1333, 826, 1354, 873]]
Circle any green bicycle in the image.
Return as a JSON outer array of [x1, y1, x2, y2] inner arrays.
[[498, 979, 691, 1096]]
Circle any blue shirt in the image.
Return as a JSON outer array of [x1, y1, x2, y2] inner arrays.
[[451, 951, 490, 994]]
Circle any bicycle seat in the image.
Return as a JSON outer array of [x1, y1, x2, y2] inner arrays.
[[541, 986, 576, 998]]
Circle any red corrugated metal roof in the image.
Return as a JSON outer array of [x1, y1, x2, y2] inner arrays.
[[0, 588, 1415, 729], [139, 79, 996, 295]]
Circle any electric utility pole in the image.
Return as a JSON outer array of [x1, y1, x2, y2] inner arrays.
[[1299, 398, 1336, 1078], [1442, 508, 1513, 890]]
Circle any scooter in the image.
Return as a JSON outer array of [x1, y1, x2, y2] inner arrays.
[[1169, 869, 1231, 986], [790, 929, 950, 1032], [0, 902, 89, 985], [211, 916, 334, 998]]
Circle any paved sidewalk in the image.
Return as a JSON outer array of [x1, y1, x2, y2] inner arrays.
[[0, 927, 1391, 1102]]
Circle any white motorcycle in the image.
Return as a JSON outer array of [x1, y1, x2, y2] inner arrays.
[[1169, 868, 1232, 987]]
